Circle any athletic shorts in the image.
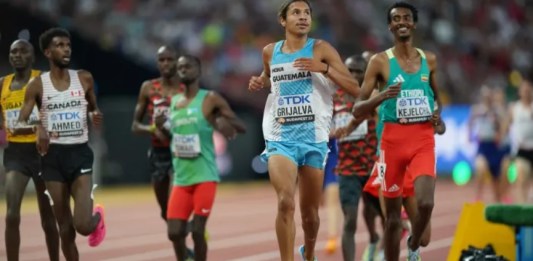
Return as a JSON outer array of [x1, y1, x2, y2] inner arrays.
[[261, 140, 329, 170], [364, 162, 415, 198], [3, 142, 41, 177], [380, 122, 435, 198], [516, 148, 533, 167], [477, 141, 504, 178], [41, 143, 94, 183], [167, 182, 217, 220], [323, 139, 339, 188], [338, 174, 369, 207], [148, 146, 173, 182]]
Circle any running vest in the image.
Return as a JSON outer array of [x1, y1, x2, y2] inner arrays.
[[380, 48, 435, 124], [1, 70, 41, 142], [472, 105, 499, 141], [40, 70, 88, 145], [169, 89, 219, 186], [147, 79, 175, 147], [263, 38, 335, 143], [512, 101, 533, 149]]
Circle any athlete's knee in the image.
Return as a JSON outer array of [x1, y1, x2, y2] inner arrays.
[[5, 208, 21, 228], [73, 217, 94, 236], [191, 226, 206, 243], [277, 193, 295, 215], [385, 215, 403, 232], [167, 224, 187, 242], [416, 198, 434, 215], [58, 222, 76, 241], [343, 212, 357, 234], [41, 216, 58, 235]]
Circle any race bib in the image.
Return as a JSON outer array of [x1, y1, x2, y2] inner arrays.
[[172, 134, 201, 158], [396, 94, 432, 124], [5, 106, 39, 129], [274, 94, 315, 125], [47, 110, 83, 137], [334, 112, 367, 141]]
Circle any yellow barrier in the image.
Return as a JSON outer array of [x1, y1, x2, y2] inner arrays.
[[447, 202, 516, 261]]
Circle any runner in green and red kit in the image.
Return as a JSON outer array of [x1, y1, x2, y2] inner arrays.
[[351, 2, 444, 260], [156, 55, 246, 261]]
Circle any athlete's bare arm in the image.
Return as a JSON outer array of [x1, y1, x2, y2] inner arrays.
[[79, 70, 103, 127], [18, 76, 42, 124], [206, 91, 247, 138], [352, 54, 401, 119], [249, 44, 274, 91], [132, 80, 155, 135], [424, 51, 442, 125]]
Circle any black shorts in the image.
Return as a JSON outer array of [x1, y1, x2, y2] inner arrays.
[[3, 142, 41, 177], [41, 143, 94, 183], [339, 175, 369, 207], [517, 148, 533, 166], [148, 146, 172, 182]]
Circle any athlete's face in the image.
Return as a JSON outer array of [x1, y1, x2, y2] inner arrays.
[[388, 7, 416, 41], [9, 41, 33, 70], [177, 57, 200, 85], [519, 80, 532, 100], [280, 1, 312, 36], [345, 59, 367, 85], [157, 49, 177, 78], [45, 36, 71, 69]]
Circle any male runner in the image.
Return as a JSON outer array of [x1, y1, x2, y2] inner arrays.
[[504, 77, 533, 203], [332, 54, 378, 261], [1, 39, 59, 261], [132, 45, 182, 220], [159, 55, 246, 261], [248, 1, 360, 260], [351, 2, 443, 260], [18, 27, 106, 260]]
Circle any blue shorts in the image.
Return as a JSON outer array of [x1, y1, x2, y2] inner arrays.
[[323, 139, 338, 188], [261, 140, 329, 170], [477, 141, 504, 178]]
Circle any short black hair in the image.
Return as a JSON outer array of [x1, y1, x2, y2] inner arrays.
[[39, 27, 70, 53], [179, 55, 201, 69], [278, 0, 312, 20], [387, 1, 418, 24]]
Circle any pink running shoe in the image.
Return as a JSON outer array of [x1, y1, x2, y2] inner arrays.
[[88, 204, 106, 247]]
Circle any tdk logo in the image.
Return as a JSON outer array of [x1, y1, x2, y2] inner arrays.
[[399, 97, 428, 106], [278, 95, 311, 106], [51, 112, 80, 121]]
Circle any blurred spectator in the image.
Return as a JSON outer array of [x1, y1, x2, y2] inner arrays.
[[7, 0, 533, 109]]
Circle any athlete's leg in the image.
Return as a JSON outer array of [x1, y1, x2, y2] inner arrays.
[[298, 165, 324, 261], [474, 155, 490, 201], [402, 196, 430, 247], [70, 174, 101, 236], [33, 175, 60, 261], [269, 155, 298, 261], [46, 181, 79, 261], [361, 192, 382, 261], [153, 174, 171, 220], [498, 155, 512, 202], [324, 182, 340, 253], [190, 182, 216, 261], [339, 175, 363, 261], [383, 196, 403, 261], [167, 185, 194, 261], [4, 171, 31, 261], [407, 175, 435, 251], [514, 157, 532, 203]]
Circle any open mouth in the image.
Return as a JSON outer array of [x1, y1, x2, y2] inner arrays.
[[62, 57, 71, 63], [398, 26, 409, 34], [296, 23, 309, 29]]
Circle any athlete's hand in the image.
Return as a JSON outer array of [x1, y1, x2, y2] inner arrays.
[[154, 114, 167, 129], [248, 76, 266, 91], [293, 58, 328, 73], [35, 125, 49, 156], [89, 111, 103, 128], [215, 117, 237, 140], [380, 82, 401, 100], [334, 120, 358, 139]]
